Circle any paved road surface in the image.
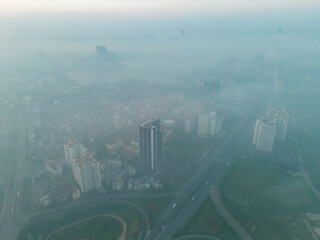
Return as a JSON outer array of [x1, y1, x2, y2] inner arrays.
[[45, 214, 127, 240], [144, 97, 263, 240]]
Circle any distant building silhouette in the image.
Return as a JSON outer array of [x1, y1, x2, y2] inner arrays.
[[96, 46, 107, 55], [274, 66, 284, 94]]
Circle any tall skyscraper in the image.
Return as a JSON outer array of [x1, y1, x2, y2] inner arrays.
[[252, 118, 277, 152], [64, 138, 84, 167], [139, 118, 162, 172]]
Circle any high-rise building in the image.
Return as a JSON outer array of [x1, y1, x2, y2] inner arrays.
[[276, 119, 288, 141], [72, 153, 101, 193], [266, 107, 289, 141], [64, 138, 84, 167], [184, 118, 195, 132], [64, 139, 101, 193], [139, 118, 162, 172], [252, 118, 277, 152], [197, 111, 223, 136], [209, 112, 217, 135], [197, 112, 211, 135]]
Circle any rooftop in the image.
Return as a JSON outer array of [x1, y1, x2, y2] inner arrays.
[[75, 153, 98, 168]]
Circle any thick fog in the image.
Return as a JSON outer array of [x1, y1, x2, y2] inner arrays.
[[0, 6, 320, 240], [1, 11, 319, 86]]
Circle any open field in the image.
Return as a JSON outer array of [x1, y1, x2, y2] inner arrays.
[[221, 156, 320, 240], [176, 197, 237, 240], [133, 194, 173, 227], [19, 202, 143, 240], [220, 109, 242, 133], [292, 93, 320, 192], [48, 216, 123, 240], [159, 133, 213, 189]]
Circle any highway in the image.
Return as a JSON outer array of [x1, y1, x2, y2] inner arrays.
[[0, 101, 27, 240], [0, 89, 264, 240], [145, 96, 264, 240]]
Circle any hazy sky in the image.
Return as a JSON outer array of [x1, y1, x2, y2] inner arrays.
[[1, 0, 320, 17]]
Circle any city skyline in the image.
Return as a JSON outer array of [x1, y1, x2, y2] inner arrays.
[[0, 1, 319, 239]]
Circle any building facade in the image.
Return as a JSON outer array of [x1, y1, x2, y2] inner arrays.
[[64, 138, 84, 167], [139, 118, 162, 172], [252, 118, 277, 152], [266, 107, 289, 141], [72, 153, 101, 193], [197, 111, 223, 136], [198, 112, 213, 135]]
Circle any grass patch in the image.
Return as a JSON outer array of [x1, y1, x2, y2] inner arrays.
[[133, 194, 174, 227], [304, 162, 320, 177], [19, 201, 143, 240], [160, 133, 213, 189], [221, 156, 320, 240], [48, 216, 123, 240], [298, 130, 320, 164], [176, 197, 237, 240]]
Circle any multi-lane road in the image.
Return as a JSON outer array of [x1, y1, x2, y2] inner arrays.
[[0, 90, 264, 240], [145, 98, 263, 240]]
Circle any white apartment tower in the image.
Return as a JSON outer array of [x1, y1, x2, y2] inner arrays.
[[72, 153, 101, 193], [198, 112, 211, 135], [197, 111, 223, 136], [252, 118, 277, 152], [266, 107, 289, 141], [64, 138, 84, 167], [64, 139, 101, 193]]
